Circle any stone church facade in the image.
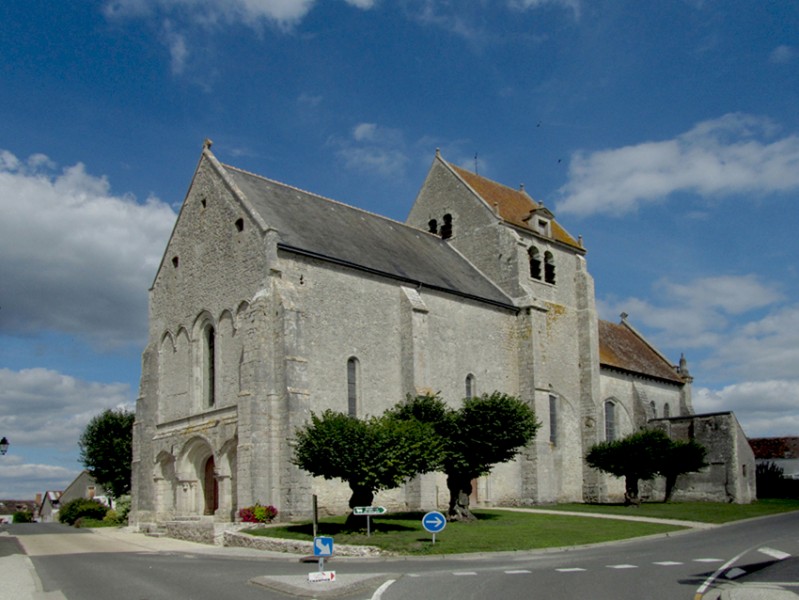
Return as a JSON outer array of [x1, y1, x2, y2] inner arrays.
[[130, 143, 754, 528]]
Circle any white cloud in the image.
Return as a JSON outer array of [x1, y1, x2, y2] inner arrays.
[[163, 21, 189, 75], [769, 44, 795, 64], [598, 274, 783, 351], [0, 461, 80, 498], [509, 0, 580, 17], [104, 0, 373, 28], [0, 150, 176, 348], [0, 368, 133, 452], [694, 381, 799, 438], [332, 123, 410, 177], [556, 113, 799, 216]]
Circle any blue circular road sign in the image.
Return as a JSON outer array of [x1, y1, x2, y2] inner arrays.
[[422, 510, 447, 533]]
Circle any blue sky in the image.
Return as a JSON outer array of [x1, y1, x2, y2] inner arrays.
[[1, 0, 798, 499]]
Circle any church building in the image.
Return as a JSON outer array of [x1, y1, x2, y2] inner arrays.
[[130, 142, 755, 530]]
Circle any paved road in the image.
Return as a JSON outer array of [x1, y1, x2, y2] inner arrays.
[[2, 511, 798, 600]]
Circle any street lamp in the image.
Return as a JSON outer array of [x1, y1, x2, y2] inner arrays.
[[0, 437, 9, 455]]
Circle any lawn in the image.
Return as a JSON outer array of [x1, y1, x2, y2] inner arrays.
[[247, 509, 685, 555], [544, 498, 799, 523], [246, 500, 799, 555]]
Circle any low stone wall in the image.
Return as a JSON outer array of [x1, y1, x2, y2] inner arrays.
[[223, 530, 382, 557], [166, 520, 215, 545]]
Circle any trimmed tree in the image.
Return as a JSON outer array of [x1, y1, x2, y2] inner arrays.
[[393, 392, 540, 522], [661, 439, 708, 502], [293, 409, 441, 528], [78, 408, 135, 499], [586, 429, 707, 504]]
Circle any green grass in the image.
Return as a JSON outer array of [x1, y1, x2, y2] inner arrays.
[[545, 498, 799, 523], [247, 509, 685, 555], [247, 500, 799, 555]]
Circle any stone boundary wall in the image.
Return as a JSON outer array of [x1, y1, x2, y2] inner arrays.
[[223, 530, 382, 557]]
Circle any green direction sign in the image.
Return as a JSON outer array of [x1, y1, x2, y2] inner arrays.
[[353, 506, 387, 516]]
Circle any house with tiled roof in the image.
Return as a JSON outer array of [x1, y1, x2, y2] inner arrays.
[[750, 437, 799, 479], [130, 144, 754, 533]]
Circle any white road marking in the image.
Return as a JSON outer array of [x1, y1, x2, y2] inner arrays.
[[556, 568, 587, 572], [453, 572, 477, 576], [725, 568, 747, 579], [654, 561, 683, 566], [371, 579, 396, 600], [759, 547, 791, 561], [607, 564, 638, 569], [694, 558, 724, 563], [505, 570, 531, 574]]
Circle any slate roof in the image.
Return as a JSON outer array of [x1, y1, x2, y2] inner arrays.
[[749, 437, 799, 460], [449, 164, 582, 250], [224, 165, 516, 309], [598, 319, 685, 384]]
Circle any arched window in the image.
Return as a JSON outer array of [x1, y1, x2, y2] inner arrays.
[[544, 251, 556, 284], [528, 247, 542, 280], [650, 401, 657, 419], [663, 403, 671, 418], [203, 324, 216, 408], [440, 214, 453, 240], [604, 401, 616, 441], [465, 374, 476, 399], [428, 219, 438, 234], [347, 357, 359, 417], [549, 394, 558, 445]]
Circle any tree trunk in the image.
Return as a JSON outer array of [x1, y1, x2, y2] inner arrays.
[[664, 474, 677, 502], [345, 484, 374, 530], [447, 474, 476, 521], [624, 476, 641, 506]]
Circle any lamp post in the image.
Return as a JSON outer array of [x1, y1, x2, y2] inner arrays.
[[0, 437, 9, 455]]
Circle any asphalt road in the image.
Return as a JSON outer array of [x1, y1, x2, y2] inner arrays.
[[3, 511, 798, 600]]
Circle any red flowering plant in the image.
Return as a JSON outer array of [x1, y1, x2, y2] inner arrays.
[[238, 503, 278, 524]]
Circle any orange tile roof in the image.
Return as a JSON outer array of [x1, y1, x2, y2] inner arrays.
[[749, 437, 799, 460], [598, 319, 685, 384], [450, 164, 582, 249]]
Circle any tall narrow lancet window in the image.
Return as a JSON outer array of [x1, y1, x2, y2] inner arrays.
[[549, 394, 558, 445], [544, 251, 556, 284], [428, 219, 438, 234], [650, 401, 657, 419], [203, 324, 216, 408], [604, 401, 616, 441], [663, 403, 671, 418], [347, 357, 359, 417], [465, 374, 476, 399], [440, 214, 453, 240], [528, 247, 542, 280]]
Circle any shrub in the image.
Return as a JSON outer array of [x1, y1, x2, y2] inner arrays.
[[239, 503, 278, 524], [757, 461, 799, 498], [58, 498, 109, 525], [13, 511, 33, 523]]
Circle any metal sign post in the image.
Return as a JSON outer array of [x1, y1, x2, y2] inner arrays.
[[310, 536, 335, 582], [353, 506, 386, 538]]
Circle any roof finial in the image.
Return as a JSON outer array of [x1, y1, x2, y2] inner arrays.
[[203, 138, 213, 150], [620, 312, 628, 322], [474, 153, 479, 176], [519, 183, 525, 192], [435, 147, 441, 158]]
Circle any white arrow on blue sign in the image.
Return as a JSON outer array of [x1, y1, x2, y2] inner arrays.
[[422, 511, 446, 533], [313, 536, 334, 557]]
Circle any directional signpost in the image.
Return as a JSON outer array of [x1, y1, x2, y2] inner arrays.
[[353, 506, 386, 537], [310, 536, 335, 582], [422, 510, 446, 544]]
